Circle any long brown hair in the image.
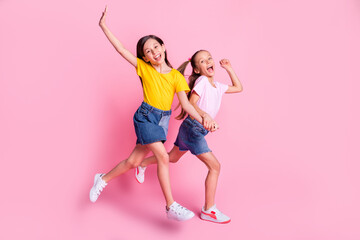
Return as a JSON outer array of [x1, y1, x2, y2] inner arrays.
[[136, 35, 172, 84], [176, 50, 207, 120]]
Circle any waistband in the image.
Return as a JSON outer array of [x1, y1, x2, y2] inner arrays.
[[140, 102, 172, 116]]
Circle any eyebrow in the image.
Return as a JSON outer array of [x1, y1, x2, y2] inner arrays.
[[198, 55, 211, 61], [144, 43, 159, 51]]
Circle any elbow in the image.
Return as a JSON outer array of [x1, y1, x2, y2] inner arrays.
[[116, 48, 125, 56], [233, 85, 243, 93], [182, 102, 197, 116], [114, 44, 126, 56], [190, 101, 197, 109], [181, 102, 191, 113]]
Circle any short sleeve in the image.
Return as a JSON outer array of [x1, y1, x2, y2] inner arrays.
[[136, 58, 146, 77], [175, 72, 190, 93], [192, 76, 208, 97], [219, 82, 229, 95]]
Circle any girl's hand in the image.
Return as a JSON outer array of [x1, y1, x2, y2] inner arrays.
[[211, 121, 219, 132], [99, 6, 108, 27], [202, 113, 214, 131], [220, 59, 232, 71]]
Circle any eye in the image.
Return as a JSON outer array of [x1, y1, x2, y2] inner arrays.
[[155, 45, 158, 48], [200, 60, 204, 63]]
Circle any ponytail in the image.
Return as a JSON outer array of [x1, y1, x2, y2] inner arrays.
[[177, 61, 190, 76]]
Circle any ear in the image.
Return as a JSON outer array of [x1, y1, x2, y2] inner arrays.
[[194, 67, 200, 74]]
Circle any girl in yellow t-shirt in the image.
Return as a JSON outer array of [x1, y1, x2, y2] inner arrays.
[[89, 6, 215, 221]]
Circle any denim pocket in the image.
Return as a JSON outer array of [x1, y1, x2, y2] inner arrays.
[[139, 107, 150, 117], [189, 126, 204, 139], [194, 125, 207, 135]]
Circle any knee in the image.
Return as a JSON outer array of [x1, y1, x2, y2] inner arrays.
[[156, 152, 170, 165], [169, 155, 180, 163], [125, 158, 141, 169], [209, 161, 221, 174]]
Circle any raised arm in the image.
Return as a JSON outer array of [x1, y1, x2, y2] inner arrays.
[[220, 59, 243, 93], [99, 6, 137, 67]]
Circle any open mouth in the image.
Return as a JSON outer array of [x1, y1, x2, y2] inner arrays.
[[207, 66, 214, 73], [154, 53, 161, 61]]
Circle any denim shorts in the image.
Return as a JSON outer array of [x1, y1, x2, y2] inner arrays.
[[133, 102, 171, 145], [174, 115, 211, 155]]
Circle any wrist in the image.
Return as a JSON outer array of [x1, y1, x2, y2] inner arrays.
[[225, 67, 234, 73]]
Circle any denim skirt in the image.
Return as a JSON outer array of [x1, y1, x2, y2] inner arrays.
[[133, 102, 171, 145], [174, 115, 211, 155]]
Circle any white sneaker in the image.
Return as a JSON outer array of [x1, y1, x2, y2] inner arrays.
[[89, 173, 107, 203], [166, 201, 195, 221], [135, 166, 146, 184], [200, 205, 231, 224]]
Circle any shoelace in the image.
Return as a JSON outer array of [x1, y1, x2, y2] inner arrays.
[[95, 180, 106, 195], [172, 204, 190, 215], [139, 166, 146, 173]]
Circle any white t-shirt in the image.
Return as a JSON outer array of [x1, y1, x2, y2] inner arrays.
[[192, 76, 229, 119]]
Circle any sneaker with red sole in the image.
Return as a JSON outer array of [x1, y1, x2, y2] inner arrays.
[[200, 204, 231, 224], [135, 166, 146, 184]]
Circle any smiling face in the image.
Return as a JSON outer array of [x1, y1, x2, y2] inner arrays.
[[193, 51, 215, 78], [142, 38, 166, 65]]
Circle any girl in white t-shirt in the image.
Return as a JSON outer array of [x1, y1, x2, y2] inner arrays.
[[135, 50, 243, 223]]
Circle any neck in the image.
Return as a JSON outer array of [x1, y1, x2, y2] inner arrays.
[[152, 61, 171, 73], [206, 76, 216, 87], [207, 76, 214, 82]]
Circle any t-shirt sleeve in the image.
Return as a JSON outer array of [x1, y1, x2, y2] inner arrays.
[[175, 72, 190, 93], [192, 76, 207, 97], [219, 82, 229, 95], [136, 58, 146, 77]]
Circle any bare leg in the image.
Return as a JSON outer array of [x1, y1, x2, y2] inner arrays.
[[196, 152, 221, 210], [140, 145, 187, 167], [102, 144, 149, 183], [146, 142, 185, 207]]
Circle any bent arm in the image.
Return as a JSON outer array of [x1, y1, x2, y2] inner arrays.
[[176, 91, 203, 123], [225, 67, 243, 93], [220, 59, 243, 93], [189, 92, 218, 131], [189, 92, 207, 118]]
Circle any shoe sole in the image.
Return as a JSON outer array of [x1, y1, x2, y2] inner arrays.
[[167, 212, 195, 221], [90, 174, 101, 203], [200, 217, 231, 224], [200, 213, 231, 224]]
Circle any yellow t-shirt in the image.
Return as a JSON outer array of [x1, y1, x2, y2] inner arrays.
[[136, 58, 190, 111]]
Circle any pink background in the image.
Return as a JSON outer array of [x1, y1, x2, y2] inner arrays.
[[1, 0, 360, 239]]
